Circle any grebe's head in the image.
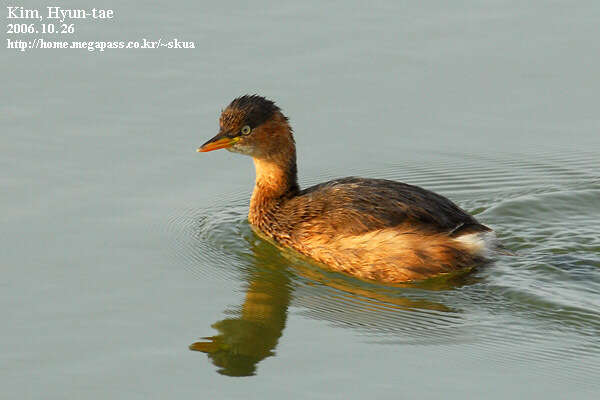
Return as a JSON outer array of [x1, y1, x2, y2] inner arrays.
[[198, 95, 294, 160]]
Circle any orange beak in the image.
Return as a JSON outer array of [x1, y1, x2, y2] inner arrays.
[[197, 134, 239, 152]]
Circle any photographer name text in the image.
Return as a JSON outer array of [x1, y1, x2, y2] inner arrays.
[[7, 6, 114, 22]]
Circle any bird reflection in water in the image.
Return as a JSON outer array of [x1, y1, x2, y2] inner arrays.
[[190, 228, 477, 376], [189, 264, 291, 376]]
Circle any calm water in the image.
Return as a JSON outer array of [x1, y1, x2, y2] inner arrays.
[[2, 1, 599, 399]]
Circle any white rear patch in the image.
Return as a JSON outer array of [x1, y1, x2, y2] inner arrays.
[[454, 231, 497, 258]]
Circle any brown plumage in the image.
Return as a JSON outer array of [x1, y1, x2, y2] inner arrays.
[[198, 95, 496, 283]]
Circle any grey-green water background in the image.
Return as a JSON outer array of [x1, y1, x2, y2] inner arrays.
[[2, 1, 599, 398]]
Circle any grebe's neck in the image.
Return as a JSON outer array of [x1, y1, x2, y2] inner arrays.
[[249, 151, 299, 225]]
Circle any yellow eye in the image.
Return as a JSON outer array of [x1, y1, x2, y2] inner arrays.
[[241, 125, 251, 135]]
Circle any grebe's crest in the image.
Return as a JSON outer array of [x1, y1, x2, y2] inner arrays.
[[220, 95, 282, 133]]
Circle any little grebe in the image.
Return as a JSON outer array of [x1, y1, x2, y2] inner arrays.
[[198, 95, 497, 283]]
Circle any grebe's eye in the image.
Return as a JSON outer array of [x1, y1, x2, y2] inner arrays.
[[241, 125, 252, 135]]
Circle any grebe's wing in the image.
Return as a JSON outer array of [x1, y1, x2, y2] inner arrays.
[[281, 177, 490, 237]]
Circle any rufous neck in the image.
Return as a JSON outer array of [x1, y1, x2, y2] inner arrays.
[[251, 155, 299, 200]]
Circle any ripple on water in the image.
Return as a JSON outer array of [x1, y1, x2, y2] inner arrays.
[[171, 148, 600, 385], [166, 189, 252, 282]]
